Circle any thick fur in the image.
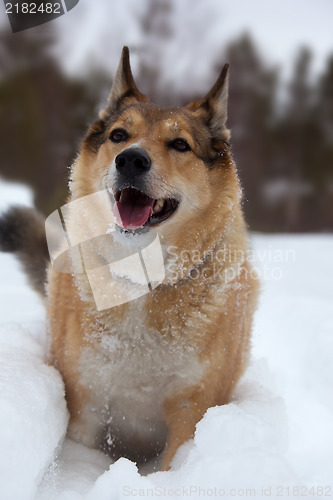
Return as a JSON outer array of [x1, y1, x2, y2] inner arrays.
[[3, 47, 259, 470], [0, 206, 48, 296]]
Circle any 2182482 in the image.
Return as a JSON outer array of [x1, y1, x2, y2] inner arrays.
[[5, 3, 61, 14]]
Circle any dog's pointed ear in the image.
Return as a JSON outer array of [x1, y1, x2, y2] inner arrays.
[[187, 63, 230, 139], [101, 47, 148, 119]]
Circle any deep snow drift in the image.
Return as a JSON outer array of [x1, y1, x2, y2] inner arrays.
[[0, 179, 332, 500]]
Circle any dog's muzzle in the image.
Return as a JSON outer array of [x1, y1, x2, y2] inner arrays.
[[112, 148, 179, 231]]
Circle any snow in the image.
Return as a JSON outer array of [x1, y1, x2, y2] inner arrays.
[[0, 179, 333, 499], [0, 178, 33, 212]]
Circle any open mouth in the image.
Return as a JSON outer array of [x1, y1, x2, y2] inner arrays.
[[113, 187, 179, 230]]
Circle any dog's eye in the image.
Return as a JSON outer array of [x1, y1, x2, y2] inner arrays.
[[110, 129, 129, 143], [169, 138, 191, 152]]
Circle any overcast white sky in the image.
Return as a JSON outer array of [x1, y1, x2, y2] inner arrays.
[[1, 0, 333, 88]]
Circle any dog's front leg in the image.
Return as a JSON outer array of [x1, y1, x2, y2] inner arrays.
[[161, 382, 224, 471]]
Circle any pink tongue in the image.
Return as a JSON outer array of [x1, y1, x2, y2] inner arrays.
[[114, 191, 154, 229]]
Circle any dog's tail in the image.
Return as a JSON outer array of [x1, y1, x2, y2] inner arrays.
[[0, 206, 49, 297]]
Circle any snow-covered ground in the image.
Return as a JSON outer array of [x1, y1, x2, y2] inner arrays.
[[0, 179, 332, 500]]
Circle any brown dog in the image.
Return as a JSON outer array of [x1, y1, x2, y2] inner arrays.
[[1, 47, 259, 470]]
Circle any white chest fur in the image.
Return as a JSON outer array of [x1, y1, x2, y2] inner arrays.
[[76, 299, 205, 452]]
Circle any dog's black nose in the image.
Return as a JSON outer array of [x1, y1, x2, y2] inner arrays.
[[115, 148, 151, 177]]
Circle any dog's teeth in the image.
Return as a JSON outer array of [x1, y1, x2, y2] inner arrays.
[[119, 191, 124, 202], [153, 199, 164, 213]]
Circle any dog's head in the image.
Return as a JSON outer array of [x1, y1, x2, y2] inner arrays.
[[70, 47, 243, 276]]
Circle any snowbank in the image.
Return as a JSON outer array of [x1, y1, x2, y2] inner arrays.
[[0, 179, 332, 499], [0, 179, 68, 500], [0, 178, 33, 212], [0, 321, 68, 500]]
